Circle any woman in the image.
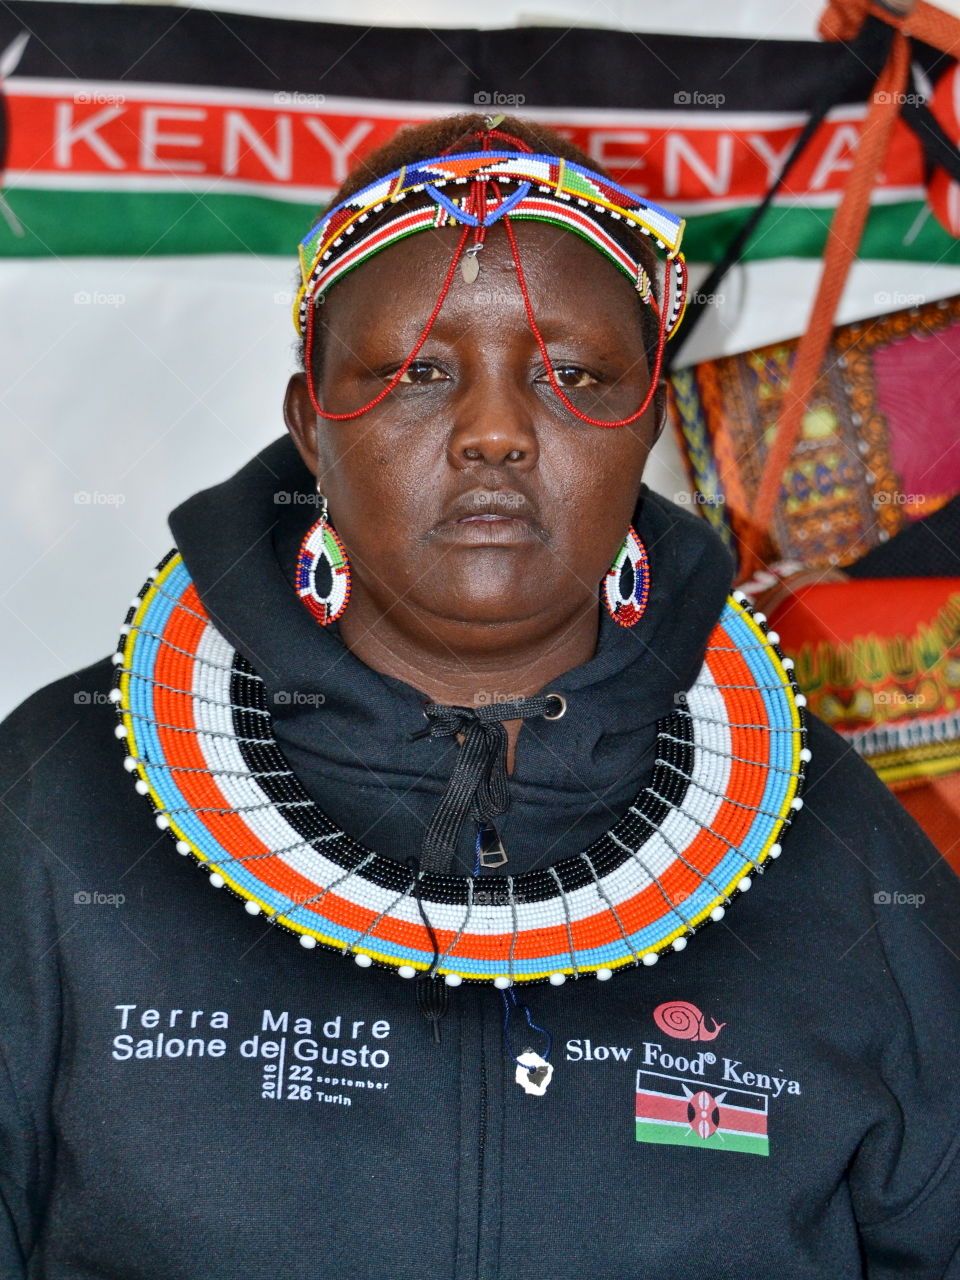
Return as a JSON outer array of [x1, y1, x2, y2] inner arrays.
[[1, 113, 958, 1279]]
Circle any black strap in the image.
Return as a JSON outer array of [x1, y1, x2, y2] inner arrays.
[[416, 695, 556, 876], [901, 97, 960, 186], [414, 972, 449, 1042], [664, 86, 851, 373], [408, 694, 559, 1039]]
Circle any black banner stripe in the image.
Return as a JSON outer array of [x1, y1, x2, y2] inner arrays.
[[0, 2, 914, 113]]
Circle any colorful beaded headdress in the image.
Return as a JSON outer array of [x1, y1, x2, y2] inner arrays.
[[294, 121, 689, 428]]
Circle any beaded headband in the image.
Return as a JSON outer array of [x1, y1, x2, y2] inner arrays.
[[294, 127, 689, 428]]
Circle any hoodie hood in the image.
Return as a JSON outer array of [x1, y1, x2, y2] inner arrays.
[[169, 435, 734, 875]]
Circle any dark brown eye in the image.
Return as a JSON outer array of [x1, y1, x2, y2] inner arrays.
[[540, 365, 600, 389], [396, 360, 447, 384]]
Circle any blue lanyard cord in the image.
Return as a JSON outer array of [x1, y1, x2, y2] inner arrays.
[[477, 826, 552, 1075], [500, 986, 553, 1069]]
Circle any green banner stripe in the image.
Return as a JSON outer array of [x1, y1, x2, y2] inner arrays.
[[682, 200, 959, 264], [0, 189, 316, 259], [635, 1119, 769, 1156], [0, 188, 956, 265]]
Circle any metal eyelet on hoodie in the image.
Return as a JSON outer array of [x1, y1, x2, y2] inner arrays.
[[543, 693, 567, 720]]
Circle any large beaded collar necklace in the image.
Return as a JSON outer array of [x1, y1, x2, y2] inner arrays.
[[112, 550, 809, 990]]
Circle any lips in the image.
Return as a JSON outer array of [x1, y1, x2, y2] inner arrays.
[[456, 513, 522, 522], [431, 488, 545, 544], [438, 488, 536, 523]]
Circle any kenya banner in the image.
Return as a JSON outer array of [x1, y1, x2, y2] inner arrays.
[[1, 1, 959, 269]]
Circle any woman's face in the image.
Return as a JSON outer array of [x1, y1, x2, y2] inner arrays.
[[285, 219, 661, 641]]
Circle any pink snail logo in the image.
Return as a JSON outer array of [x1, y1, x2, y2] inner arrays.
[[653, 1000, 726, 1042]]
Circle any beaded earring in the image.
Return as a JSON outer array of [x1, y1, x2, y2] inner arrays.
[[603, 527, 650, 628], [295, 492, 351, 625]]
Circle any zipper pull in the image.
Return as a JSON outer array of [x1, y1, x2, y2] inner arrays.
[[478, 820, 508, 869]]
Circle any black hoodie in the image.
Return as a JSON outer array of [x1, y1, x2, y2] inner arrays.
[[1, 437, 959, 1279]]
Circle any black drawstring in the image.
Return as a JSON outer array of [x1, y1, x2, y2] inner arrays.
[[405, 853, 450, 1042], [416, 695, 558, 877], [415, 973, 449, 1042], [407, 693, 564, 1039]]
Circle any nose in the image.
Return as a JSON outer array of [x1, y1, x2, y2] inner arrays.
[[446, 379, 539, 471]]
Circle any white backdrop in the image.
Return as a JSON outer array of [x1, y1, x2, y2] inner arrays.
[[4, 0, 960, 719]]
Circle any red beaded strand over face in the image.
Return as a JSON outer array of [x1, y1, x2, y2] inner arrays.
[[297, 124, 688, 427], [303, 221, 472, 421], [500, 211, 675, 428]]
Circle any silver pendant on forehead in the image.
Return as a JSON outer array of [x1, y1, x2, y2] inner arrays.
[[460, 244, 482, 283]]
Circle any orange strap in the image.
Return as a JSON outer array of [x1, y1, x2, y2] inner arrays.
[[740, 0, 960, 580]]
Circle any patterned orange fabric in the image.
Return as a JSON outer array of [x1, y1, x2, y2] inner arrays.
[[763, 575, 960, 870]]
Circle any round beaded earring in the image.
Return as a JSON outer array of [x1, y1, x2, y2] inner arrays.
[[295, 493, 352, 625], [603, 527, 651, 628]]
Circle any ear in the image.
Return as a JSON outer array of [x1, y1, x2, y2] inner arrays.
[[283, 373, 319, 475]]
